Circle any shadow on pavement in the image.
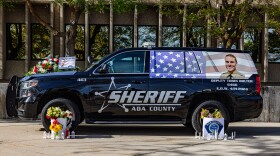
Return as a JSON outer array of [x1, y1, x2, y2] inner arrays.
[[227, 126, 280, 138], [75, 124, 195, 137]]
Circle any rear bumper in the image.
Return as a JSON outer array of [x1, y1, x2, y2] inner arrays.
[[233, 95, 263, 121]]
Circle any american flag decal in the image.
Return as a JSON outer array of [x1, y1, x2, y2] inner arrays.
[[150, 50, 257, 79]]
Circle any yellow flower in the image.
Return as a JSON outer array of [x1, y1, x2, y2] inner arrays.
[[200, 108, 223, 119], [200, 108, 209, 119]]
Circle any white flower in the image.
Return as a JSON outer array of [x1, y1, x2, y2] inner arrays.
[[43, 60, 48, 64]]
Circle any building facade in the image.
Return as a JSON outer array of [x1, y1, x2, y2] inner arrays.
[[0, 0, 279, 82]]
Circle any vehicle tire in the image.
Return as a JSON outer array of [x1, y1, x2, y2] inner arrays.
[[191, 100, 229, 133], [41, 98, 81, 132]]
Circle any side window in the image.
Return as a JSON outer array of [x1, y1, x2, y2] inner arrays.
[[151, 51, 185, 74], [106, 51, 145, 73], [185, 51, 201, 74]]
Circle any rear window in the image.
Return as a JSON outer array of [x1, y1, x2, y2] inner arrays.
[[150, 50, 257, 79]]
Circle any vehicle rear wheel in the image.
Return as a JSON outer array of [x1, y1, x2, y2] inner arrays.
[[191, 100, 229, 132], [41, 98, 81, 132]]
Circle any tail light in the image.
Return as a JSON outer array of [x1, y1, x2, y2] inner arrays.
[[256, 75, 261, 94]]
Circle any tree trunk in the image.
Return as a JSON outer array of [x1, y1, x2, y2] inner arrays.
[[65, 6, 82, 56], [65, 25, 77, 56]]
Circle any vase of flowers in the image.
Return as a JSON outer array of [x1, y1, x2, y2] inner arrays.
[[50, 118, 63, 139], [46, 107, 73, 139]]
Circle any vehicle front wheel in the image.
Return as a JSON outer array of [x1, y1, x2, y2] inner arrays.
[[41, 98, 81, 132], [191, 100, 230, 133]]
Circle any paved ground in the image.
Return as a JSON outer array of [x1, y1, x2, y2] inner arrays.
[[0, 119, 280, 156]]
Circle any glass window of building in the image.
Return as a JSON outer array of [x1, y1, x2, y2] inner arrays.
[[6, 23, 26, 60], [89, 25, 109, 61], [114, 26, 133, 51], [66, 25, 85, 60], [138, 26, 157, 47], [268, 28, 280, 63], [162, 26, 180, 47], [244, 28, 261, 63], [31, 24, 51, 59], [187, 27, 205, 47]]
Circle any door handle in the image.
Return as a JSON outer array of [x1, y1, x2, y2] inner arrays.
[[184, 80, 194, 83], [132, 80, 145, 84]]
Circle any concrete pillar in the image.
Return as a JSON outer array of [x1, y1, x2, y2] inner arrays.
[[216, 1, 221, 48], [238, 34, 244, 50], [85, 1, 89, 68], [262, 12, 268, 82], [60, 4, 65, 57], [50, 2, 54, 56], [206, 15, 212, 48], [158, 5, 162, 47], [25, 2, 31, 73], [134, 5, 138, 48], [0, 84, 8, 118], [109, 1, 113, 53], [0, 6, 4, 79], [182, 4, 187, 47]]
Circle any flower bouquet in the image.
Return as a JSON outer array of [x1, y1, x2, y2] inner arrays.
[[25, 55, 81, 76], [201, 108, 224, 139], [26, 56, 60, 76], [200, 108, 223, 119], [49, 119, 63, 139], [46, 106, 73, 139]]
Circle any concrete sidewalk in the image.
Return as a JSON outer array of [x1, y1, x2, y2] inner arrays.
[[0, 120, 280, 156]]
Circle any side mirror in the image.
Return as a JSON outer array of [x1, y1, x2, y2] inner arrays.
[[98, 64, 109, 73]]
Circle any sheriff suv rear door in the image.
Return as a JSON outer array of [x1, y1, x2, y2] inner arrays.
[[148, 50, 205, 120]]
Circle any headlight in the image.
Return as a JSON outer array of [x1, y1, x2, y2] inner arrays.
[[20, 80, 39, 98], [21, 80, 39, 89]]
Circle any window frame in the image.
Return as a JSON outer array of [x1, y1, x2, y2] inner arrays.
[[89, 24, 110, 61], [31, 23, 51, 60], [6, 23, 26, 60], [65, 24, 85, 61], [137, 25, 158, 48], [162, 25, 181, 47], [113, 25, 134, 51]]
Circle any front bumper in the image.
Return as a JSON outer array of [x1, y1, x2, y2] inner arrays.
[[17, 99, 38, 119], [233, 95, 263, 121]]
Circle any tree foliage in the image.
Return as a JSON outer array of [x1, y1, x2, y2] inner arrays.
[[158, 0, 280, 49], [24, 0, 140, 58]]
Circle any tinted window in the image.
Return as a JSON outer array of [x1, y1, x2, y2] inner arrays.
[[106, 51, 145, 73]]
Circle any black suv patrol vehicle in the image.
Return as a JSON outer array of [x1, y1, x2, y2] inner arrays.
[[6, 47, 263, 132]]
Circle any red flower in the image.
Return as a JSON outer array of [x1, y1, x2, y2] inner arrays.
[[33, 66, 38, 73], [42, 64, 46, 68], [53, 119, 58, 124], [46, 115, 51, 119], [66, 129, 69, 137]]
